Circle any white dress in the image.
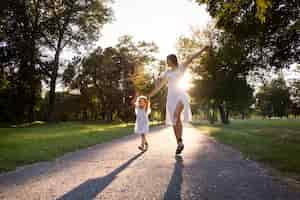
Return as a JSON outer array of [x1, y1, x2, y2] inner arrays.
[[163, 64, 192, 125], [134, 107, 150, 134]]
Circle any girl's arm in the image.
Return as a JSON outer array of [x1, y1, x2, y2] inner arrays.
[[146, 100, 151, 115], [148, 77, 167, 98], [131, 93, 138, 107], [181, 46, 209, 69]]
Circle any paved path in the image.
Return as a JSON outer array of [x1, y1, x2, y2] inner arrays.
[[0, 125, 299, 200]]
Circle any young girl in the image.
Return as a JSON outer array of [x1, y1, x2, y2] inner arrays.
[[133, 95, 151, 151]]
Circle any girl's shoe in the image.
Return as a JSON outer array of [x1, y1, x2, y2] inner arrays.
[[138, 145, 144, 151], [144, 142, 148, 151], [176, 143, 184, 155]]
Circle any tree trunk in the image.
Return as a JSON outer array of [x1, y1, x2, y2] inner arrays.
[[218, 105, 230, 124], [48, 75, 57, 121], [106, 111, 113, 122], [47, 54, 60, 121], [207, 106, 217, 124], [47, 33, 63, 121], [241, 112, 245, 120], [28, 32, 38, 123], [28, 87, 35, 122], [15, 75, 26, 123]]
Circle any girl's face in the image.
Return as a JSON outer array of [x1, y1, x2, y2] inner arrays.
[[138, 99, 146, 108]]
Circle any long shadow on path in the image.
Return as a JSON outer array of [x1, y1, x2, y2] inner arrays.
[[163, 155, 184, 200], [56, 152, 144, 200]]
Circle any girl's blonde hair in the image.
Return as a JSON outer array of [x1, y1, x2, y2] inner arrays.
[[135, 95, 151, 114]]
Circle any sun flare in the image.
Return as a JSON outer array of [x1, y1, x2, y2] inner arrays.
[[178, 72, 193, 91]]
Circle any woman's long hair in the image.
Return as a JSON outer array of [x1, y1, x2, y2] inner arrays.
[[167, 54, 178, 67]]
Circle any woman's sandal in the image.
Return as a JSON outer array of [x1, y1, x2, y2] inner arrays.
[[176, 143, 184, 155]]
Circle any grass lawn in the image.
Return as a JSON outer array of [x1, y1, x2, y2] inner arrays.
[[0, 121, 145, 173], [194, 119, 300, 180]]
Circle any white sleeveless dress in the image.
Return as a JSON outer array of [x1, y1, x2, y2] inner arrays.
[[163, 64, 192, 125], [134, 107, 150, 134]]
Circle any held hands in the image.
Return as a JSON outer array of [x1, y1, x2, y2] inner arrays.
[[130, 91, 140, 106], [130, 91, 151, 105], [202, 45, 210, 52]]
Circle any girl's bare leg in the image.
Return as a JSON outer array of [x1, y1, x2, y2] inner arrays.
[[141, 134, 145, 146], [144, 134, 148, 150], [138, 134, 145, 151]]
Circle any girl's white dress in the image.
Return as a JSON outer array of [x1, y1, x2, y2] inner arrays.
[[134, 107, 150, 134], [163, 64, 192, 125]]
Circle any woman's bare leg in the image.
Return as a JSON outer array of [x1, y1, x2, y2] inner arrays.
[[172, 125, 178, 142], [174, 102, 184, 144], [144, 134, 148, 150]]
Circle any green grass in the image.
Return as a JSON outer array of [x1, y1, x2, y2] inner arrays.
[[0, 122, 139, 172], [194, 119, 300, 179]]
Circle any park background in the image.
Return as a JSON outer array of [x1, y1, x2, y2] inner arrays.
[[1, 0, 300, 182]]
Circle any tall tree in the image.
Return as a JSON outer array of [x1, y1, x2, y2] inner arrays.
[[177, 26, 254, 124], [39, 0, 112, 120], [256, 76, 291, 118], [1, 0, 42, 122], [289, 66, 300, 117]]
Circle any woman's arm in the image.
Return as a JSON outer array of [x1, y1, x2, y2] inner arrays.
[[131, 93, 138, 107], [182, 46, 209, 69], [148, 78, 167, 98]]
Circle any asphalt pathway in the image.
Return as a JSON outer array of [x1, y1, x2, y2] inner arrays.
[[0, 125, 299, 200]]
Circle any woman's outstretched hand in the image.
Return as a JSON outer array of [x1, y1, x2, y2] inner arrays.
[[182, 45, 210, 68]]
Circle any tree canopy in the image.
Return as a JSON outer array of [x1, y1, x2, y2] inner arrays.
[[60, 36, 158, 122], [195, 0, 300, 70], [256, 76, 291, 118], [0, 0, 112, 122]]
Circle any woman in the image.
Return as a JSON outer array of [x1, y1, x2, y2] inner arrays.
[[148, 46, 208, 154]]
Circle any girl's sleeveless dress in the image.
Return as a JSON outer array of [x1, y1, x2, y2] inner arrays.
[[163, 64, 192, 125], [134, 107, 150, 134]]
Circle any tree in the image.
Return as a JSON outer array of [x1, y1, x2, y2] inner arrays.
[[196, 0, 272, 23], [146, 60, 168, 121], [0, 0, 112, 122], [256, 76, 291, 118], [289, 73, 300, 118], [39, 0, 112, 120], [64, 36, 158, 122], [0, 0, 42, 122], [177, 25, 254, 124]]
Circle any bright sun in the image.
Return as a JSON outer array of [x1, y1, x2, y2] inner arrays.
[[178, 72, 193, 91]]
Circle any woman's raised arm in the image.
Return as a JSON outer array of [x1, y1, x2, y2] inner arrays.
[[182, 46, 209, 69], [148, 77, 168, 98]]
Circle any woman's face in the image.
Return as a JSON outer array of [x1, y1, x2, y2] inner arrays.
[[167, 57, 176, 69]]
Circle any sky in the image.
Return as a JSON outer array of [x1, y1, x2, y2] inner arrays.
[[58, 0, 211, 92], [97, 0, 211, 59], [58, 0, 298, 92]]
